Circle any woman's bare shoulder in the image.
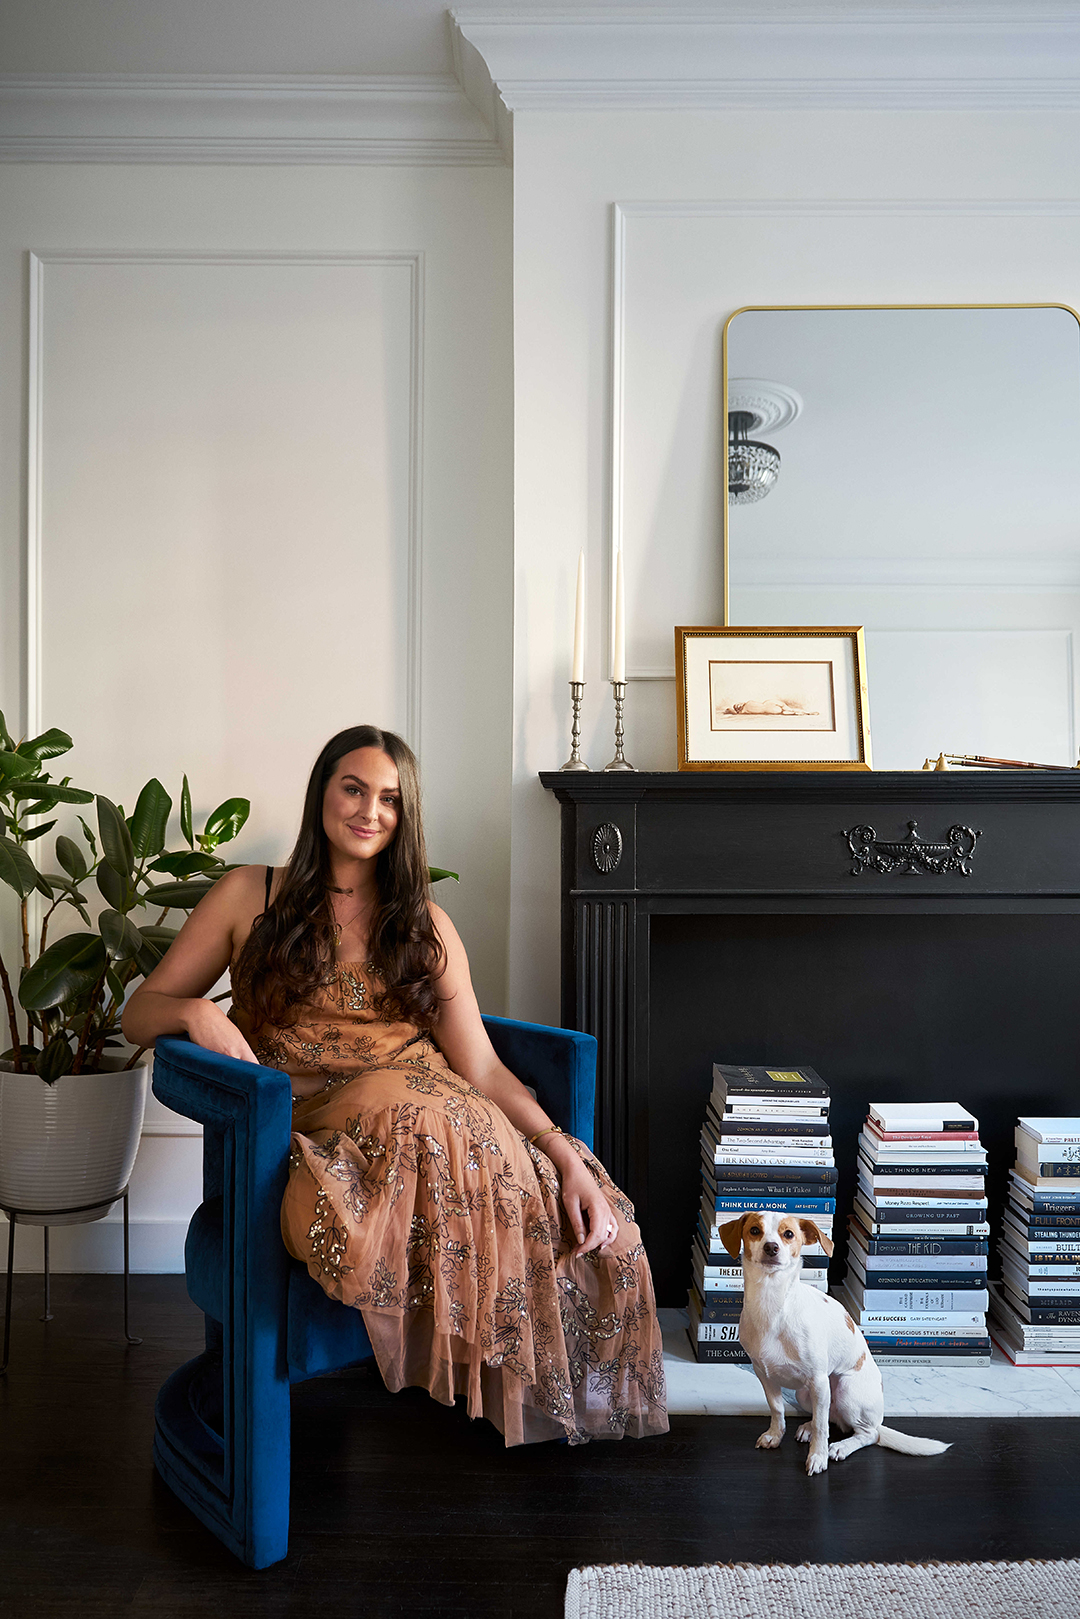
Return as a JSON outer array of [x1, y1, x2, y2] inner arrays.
[[203, 863, 270, 922]]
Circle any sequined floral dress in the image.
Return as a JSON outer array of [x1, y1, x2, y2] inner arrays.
[[231, 963, 668, 1446]]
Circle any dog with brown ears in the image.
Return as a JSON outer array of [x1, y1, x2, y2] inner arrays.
[[719, 1209, 952, 1476]]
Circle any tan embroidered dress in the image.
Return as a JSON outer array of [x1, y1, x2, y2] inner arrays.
[[231, 962, 668, 1446]]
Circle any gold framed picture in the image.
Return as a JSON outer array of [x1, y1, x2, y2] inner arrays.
[[675, 626, 872, 771]]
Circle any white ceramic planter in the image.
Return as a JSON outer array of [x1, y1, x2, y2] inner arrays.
[[0, 1058, 148, 1226]]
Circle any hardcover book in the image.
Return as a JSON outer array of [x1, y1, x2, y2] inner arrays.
[[709, 1111, 830, 1140], [693, 1341, 752, 1364], [1002, 1286, 1080, 1324], [708, 1162, 838, 1185], [834, 1289, 986, 1331], [866, 1124, 980, 1143], [850, 1228, 988, 1257], [1008, 1173, 1080, 1210], [708, 1193, 838, 1216], [863, 1335, 991, 1351], [844, 1279, 990, 1313], [1014, 1163, 1080, 1185], [868, 1103, 978, 1133], [723, 1101, 830, 1118], [872, 1354, 991, 1367], [689, 1320, 743, 1343], [1017, 1118, 1080, 1146], [713, 1063, 829, 1100]]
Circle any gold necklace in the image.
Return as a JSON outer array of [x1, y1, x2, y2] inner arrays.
[[331, 893, 371, 948]]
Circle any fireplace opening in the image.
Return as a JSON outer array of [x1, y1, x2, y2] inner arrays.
[[645, 911, 1080, 1305]]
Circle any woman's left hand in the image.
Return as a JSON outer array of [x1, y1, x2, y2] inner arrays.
[[544, 1139, 620, 1257]]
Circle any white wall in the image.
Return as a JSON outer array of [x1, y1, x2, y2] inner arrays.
[[508, 108, 1080, 1019], [0, 160, 512, 1269]]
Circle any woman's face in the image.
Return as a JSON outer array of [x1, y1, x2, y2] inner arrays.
[[321, 747, 401, 867]]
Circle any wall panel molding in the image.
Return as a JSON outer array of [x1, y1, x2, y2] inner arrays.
[[609, 198, 1080, 682], [24, 248, 426, 747], [0, 74, 502, 165]]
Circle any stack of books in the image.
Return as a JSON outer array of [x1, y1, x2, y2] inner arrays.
[[989, 1118, 1080, 1365], [835, 1101, 992, 1368], [689, 1063, 836, 1364]]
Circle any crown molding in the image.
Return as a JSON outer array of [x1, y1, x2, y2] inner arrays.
[[450, 7, 1080, 124], [0, 74, 503, 165]]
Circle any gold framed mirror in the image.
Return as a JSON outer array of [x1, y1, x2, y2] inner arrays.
[[721, 304, 1080, 769]]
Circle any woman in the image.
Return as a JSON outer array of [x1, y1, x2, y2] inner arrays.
[[124, 725, 668, 1446]]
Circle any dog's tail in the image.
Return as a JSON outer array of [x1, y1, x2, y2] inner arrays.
[[876, 1424, 951, 1456]]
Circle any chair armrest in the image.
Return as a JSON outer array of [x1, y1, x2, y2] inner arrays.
[[152, 1034, 293, 1315], [152, 1035, 294, 1204], [481, 1015, 596, 1152]]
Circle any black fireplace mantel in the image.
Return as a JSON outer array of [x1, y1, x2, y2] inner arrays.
[[540, 769, 1080, 1301]]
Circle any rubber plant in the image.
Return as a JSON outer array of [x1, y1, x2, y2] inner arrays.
[[0, 713, 249, 1080]]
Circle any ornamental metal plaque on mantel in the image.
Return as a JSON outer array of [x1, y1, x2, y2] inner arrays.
[[845, 820, 981, 877]]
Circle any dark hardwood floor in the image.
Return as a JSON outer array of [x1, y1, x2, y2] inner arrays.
[[2, 1275, 1080, 1617]]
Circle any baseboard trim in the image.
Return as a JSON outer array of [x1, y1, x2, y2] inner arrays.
[[0, 1214, 187, 1273]]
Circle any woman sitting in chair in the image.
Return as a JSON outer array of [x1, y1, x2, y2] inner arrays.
[[123, 725, 668, 1446]]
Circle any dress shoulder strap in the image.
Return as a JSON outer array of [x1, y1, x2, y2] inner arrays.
[[264, 865, 273, 909]]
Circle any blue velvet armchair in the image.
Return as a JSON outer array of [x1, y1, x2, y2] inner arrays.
[[150, 1017, 596, 1569]]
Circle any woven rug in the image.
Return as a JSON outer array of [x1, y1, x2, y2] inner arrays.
[[565, 1559, 1080, 1619]]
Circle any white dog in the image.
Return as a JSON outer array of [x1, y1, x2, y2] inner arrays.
[[719, 1209, 952, 1476]]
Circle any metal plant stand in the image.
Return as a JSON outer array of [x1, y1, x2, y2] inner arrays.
[[1, 1187, 141, 1375]]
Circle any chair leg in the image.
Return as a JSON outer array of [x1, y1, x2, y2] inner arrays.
[[40, 1228, 53, 1323], [154, 1338, 291, 1568], [1, 1218, 14, 1375], [123, 1193, 142, 1346]]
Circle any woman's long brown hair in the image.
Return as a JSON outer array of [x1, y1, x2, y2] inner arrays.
[[233, 725, 444, 1030]]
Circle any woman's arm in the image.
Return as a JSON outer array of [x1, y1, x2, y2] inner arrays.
[[429, 903, 617, 1255], [120, 865, 264, 1062]]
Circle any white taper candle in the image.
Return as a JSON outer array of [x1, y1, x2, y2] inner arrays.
[[572, 550, 585, 683], [612, 549, 626, 682]]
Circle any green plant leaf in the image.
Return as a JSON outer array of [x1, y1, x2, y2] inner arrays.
[[0, 710, 13, 749], [180, 774, 193, 848], [35, 1032, 75, 1083], [21, 820, 57, 842], [96, 859, 134, 912], [19, 728, 73, 761], [0, 749, 42, 782], [98, 908, 145, 961], [19, 932, 107, 1011], [56, 835, 88, 881], [130, 778, 172, 860], [138, 925, 179, 947], [0, 836, 40, 899], [202, 797, 250, 845], [11, 783, 94, 805], [428, 867, 460, 884], [134, 939, 167, 975], [97, 795, 135, 879], [106, 966, 126, 1005], [147, 850, 220, 877], [141, 879, 216, 910], [77, 815, 98, 854]]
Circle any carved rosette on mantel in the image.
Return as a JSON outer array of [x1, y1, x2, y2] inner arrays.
[[540, 768, 1080, 1300]]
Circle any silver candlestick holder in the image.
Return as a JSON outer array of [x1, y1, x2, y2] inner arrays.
[[560, 680, 590, 771], [603, 679, 636, 771]]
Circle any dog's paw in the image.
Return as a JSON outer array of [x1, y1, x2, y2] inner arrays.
[[827, 1440, 849, 1462], [796, 1422, 813, 1444], [756, 1430, 783, 1449], [805, 1450, 829, 1477]]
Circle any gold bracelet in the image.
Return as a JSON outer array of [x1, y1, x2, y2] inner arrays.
[[529, 1125, 565, 1146]]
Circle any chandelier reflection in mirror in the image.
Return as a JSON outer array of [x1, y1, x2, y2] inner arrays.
[[727, 379, 803, 506]]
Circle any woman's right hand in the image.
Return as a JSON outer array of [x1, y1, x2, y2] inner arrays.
[[180, 997, 259, 1064]]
